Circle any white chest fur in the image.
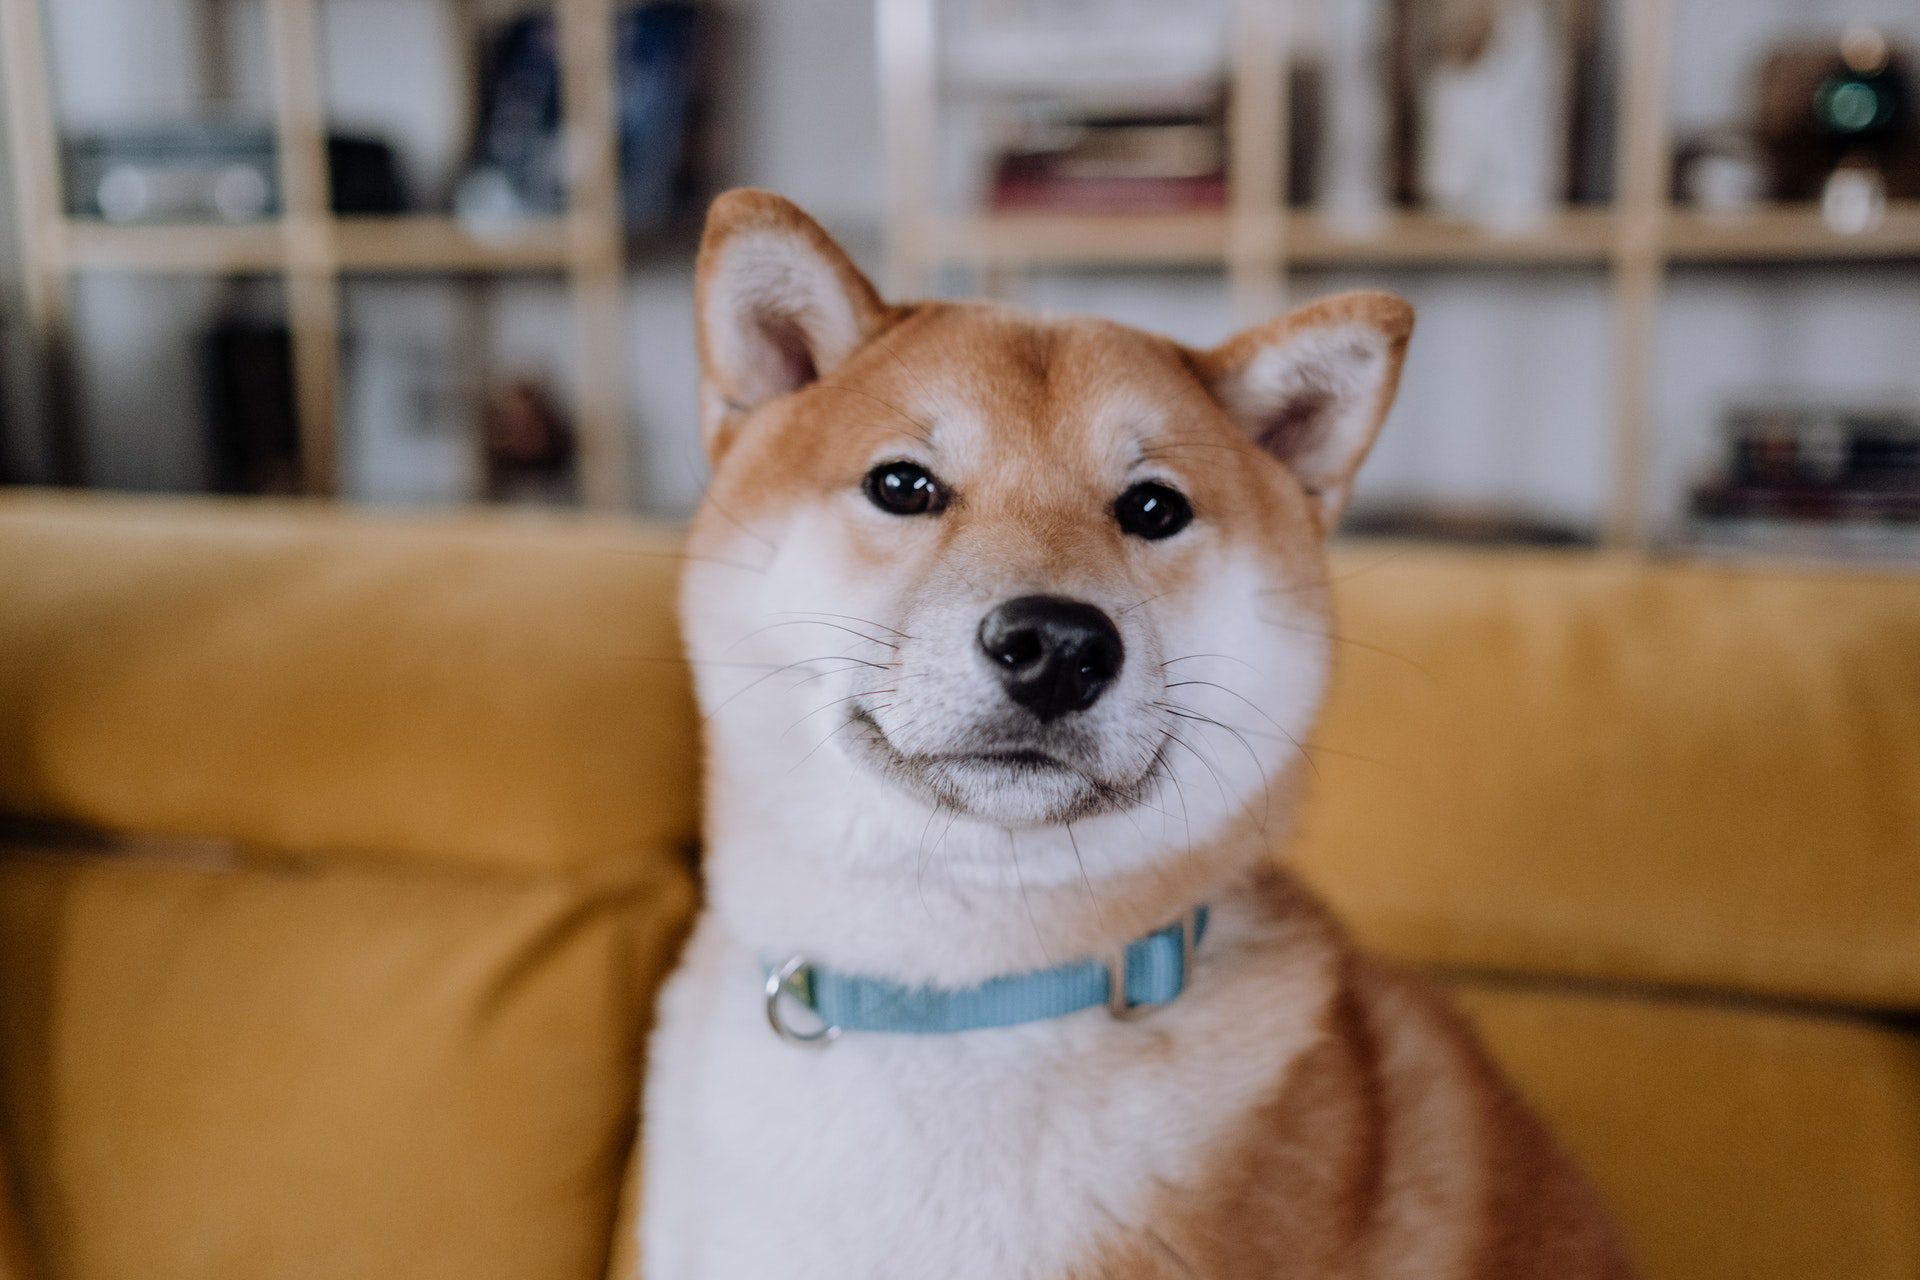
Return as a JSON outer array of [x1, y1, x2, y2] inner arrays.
[[641, 899, 1330, 1280]]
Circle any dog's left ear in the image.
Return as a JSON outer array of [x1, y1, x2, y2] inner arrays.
[[1195, 291, 1414, 529], [695, 188, 897, 462]]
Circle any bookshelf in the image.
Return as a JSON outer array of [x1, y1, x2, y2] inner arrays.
[[0, 0, 633, 509], [876, 0, 1920, 548]]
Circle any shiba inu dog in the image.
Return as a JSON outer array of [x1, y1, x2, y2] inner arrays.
[[641, 189, 1633, 1279]]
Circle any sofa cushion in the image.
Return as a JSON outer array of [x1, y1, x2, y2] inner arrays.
[[0, 850, 692, 1280], [1296, 545, 1920, 1010], [1456, 980, 1920, 1280], [0, 494, 699, 878]]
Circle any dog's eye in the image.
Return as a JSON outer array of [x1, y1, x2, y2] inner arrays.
[[1114, 481, 1192, 540], [863, 461, 947, 516]]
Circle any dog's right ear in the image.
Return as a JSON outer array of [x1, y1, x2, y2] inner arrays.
[[695, 189, 895, 462]]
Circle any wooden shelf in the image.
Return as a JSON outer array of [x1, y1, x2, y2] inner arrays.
[[1291, 209, 1617, 267], [934, 210, 1229, 266], [929, 205, 1920, 272], [334, 215, 573, 272], [1663, 203, 1920, 263], [55, 214, 579, 274], [59, 220, 288, 273]]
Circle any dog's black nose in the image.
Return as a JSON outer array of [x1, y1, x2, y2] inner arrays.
[[977, 595, 1124, 722]]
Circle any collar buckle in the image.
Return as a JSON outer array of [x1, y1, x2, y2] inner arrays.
[[1106, 907, 1202, 1021]]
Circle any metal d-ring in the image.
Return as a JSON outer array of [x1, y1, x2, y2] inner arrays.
[[765, 954, 841, 1046]]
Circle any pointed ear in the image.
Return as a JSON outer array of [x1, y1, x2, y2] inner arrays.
[[695, 189, 896, 461], [1195, 291, 1414, 529]]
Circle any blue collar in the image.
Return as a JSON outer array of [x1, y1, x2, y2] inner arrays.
[[762, 906, 1209, 1042]]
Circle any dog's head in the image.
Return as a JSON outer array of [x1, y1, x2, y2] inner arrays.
[[683, 190, 1409, 892]]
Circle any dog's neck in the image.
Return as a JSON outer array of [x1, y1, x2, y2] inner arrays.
[[698, 741, 1293, 989]]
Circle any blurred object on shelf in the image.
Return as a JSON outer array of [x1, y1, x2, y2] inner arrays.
[[1409, 0, 1576, 232], [1755, 26, 1918, 227], [1674, 128, 1768, 214], [0, 312, 15, 485], [1688, 400, 1920, 565], [342, 317, 476, 507], [483, 378, 577, 505], [65, 124, 405, 224], [1318, 0, 1394, 231], [1821, 155, 1889, 236], [1343, 502, 1593, 547], [201, 310, 300, 495], [1678, 517, 1920, 566], [989, 111, 1227, 213], [958, 0, 1231, 216], [944, 2, 1227, 113], [456, 2, 702, 231]]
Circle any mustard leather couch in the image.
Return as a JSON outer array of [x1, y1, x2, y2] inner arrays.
[[1, 491, 1917, 1280]]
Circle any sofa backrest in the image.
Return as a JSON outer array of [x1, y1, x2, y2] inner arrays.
[[0, 494, 699, 1280]]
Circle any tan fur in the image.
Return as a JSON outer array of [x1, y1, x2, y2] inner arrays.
[[656, 191, 1635, 1279]]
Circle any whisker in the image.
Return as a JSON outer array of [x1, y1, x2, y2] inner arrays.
[[728, 618, 899, 653], [781, 689, 895, 738], [790, 657, 892, 687], [1007, 828, 1054, 966], [1163, 728, 1232, 815], [1163, 679, 1290, 738], [1259, 546, 1414, 597], [1260, 618, 1437, 682], [1064, 821, 1106, 931], [773, 610, 915, 641], [1161, 700, 1273, 832], [702, 655, 873, 724], [1160, 701, 1319, 783], [792, 707, 886, 770], [1158, 652, 1261, 676], [1119, 589, 1174, 617], [595, 546, 769, 575]]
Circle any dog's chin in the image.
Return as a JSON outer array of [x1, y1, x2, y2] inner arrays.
[[844, 709, 1156, 827]]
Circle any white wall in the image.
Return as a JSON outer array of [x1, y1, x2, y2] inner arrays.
[[10, 0, 1919, 532]]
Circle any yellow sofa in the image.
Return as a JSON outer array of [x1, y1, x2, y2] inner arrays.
[[1, 492, 1917, 1280]]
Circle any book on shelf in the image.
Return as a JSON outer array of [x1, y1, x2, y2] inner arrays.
[[1685, 400, 1920, 564]]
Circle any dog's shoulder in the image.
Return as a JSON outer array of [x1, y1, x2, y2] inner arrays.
[[1067, 870, 1634, 1279]]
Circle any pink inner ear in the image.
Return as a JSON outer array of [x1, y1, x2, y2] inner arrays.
[[1256, 388, 1333, 462], [758, 311, 819, 392]]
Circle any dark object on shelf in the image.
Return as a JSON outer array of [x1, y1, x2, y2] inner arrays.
[[1754, 31, 1920, 202], [1691, 402, 1920, 525], [202, 315, 301, 495], [483, 378, 577, 505], [1343, 504, 1594, 547], [65, 124, 404, 223], [988, 109, 1228, 213], [458, 3, 701, 229], [0, 311, 14, 484]]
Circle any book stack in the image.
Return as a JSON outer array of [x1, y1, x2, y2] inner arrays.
[[989, 115, 1227, 214], [944, 6, 1231, 217], [1687, 402, 1920, 563]]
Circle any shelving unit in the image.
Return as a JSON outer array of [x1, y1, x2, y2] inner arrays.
[[876, 0, 1920, 548], [0, 0, 633, 508]]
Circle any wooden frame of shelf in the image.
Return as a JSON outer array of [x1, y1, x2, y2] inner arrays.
[[0, 0, 633, 508], [878, 0, 1920, 548]]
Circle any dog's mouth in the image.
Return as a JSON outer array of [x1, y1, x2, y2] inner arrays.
[[845, 707, 1161, 824]]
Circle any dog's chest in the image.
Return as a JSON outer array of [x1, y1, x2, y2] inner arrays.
[[644, 915, 1298, 1280]]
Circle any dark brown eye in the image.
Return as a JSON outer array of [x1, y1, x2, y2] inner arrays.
[[1114, 481, 1192, 540], [863, 461, 947, 516]]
